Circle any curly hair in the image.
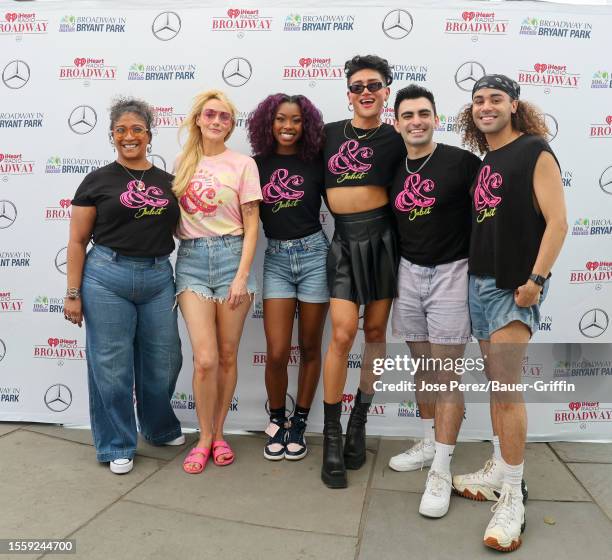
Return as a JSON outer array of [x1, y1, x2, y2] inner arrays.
[[344, 54, 393, 86], [457, 100, 549, 154], [247, 93, 324, 162], [109, 96, 155, 141]]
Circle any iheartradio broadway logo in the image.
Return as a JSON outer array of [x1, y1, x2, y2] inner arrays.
[[5, 13, 18, 22], [227, 9, 240, 18], [74, 57, 86, 67], [299, 58, 312, 68], [569, 401, 581, 411], [589, 115, 612, 137], [59, 199, 71, 208]]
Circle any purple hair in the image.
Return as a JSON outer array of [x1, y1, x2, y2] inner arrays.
[[247, 93, 324, 162]]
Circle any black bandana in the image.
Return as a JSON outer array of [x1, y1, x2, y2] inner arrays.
[[472, 74, 520, 100]]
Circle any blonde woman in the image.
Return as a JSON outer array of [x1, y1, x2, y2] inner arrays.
[[173, 90, 261, 473]]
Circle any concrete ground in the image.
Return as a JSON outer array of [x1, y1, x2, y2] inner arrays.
[[1, 422, 611, 560]]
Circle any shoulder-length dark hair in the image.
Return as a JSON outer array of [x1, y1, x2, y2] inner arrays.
[[247, 93, 324, 161]]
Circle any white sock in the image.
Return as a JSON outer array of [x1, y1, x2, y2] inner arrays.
[[422, 418, 435, 443], [502, 459, 524, 494], [431, 441, 455, 475], [492, 435, 501, 460]]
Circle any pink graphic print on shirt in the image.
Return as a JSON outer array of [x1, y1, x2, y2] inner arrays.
[[262, 169, 304, 203], [180, 175, 219, 217], [328, 140, 373, 174], [394, 173, 436, 220], [473, 165, 502, 225], [120, 180, 169, 209]]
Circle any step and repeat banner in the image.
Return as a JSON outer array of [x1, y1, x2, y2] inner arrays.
[[1, 1, 611, 440]]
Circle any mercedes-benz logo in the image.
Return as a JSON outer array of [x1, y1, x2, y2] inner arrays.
[[544, 113, 558, 142], [455, 61, 486, 92], [579, 308, 609, 338], [44, 383, 73, 412], [222, 57, 252, 88], [152, 11, 181, 41], [382, 9, 413, 40], [0, 339, 6, 362], [0, 200, 17, 229], [148, 153, 167, 172], [264, 393, 296, 417], [68, 105, 97, 135], [55, 246, 67, 275], [2, 60, 30, 89], [599, 165, 612, 195]]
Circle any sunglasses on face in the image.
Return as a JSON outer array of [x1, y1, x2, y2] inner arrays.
[[112, 126, 148, 137], [201, 108, 232, 124], [347, 81, 385, 95]]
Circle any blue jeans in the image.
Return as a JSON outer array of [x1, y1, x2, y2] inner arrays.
[[263, 230, 330, 303], [82, 244, 183, 462]]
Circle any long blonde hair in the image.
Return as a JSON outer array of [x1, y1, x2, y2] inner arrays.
[[172, 89, 237, 197]]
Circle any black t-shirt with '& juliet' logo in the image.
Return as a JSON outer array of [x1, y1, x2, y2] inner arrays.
[[72, 162, 180, 257]]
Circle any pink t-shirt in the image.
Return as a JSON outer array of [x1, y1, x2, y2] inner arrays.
[[176, 149, 262, 238]]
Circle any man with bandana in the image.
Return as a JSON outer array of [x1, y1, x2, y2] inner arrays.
[[452, 75, 567, 552]]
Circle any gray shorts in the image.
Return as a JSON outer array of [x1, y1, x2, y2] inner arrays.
[[392, 257, 471, 345]]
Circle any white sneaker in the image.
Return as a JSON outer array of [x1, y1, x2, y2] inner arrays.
[[164, 434, 186, 446], [453, 456, 528, 503], [388, 439, 435, 472], [110, 458, 133, 474], [483, 483, 525, 552], [419, 469, 452, 518]]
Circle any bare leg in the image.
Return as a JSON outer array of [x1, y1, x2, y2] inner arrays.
[[408, 342, 435, 420], [296, 301, 328, 408]]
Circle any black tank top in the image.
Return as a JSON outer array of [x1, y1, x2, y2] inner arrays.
[[324, 120, 405, 189], [469, 134, 559, 289]]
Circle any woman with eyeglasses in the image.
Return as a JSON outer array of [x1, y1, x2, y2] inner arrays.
[[247, 94, 327, 462], [173, 90, 261, 474], [66, 97, 184, 475], [321, 55, 405, 488]]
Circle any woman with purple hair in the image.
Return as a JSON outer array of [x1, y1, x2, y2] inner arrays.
[[247, 94, 327, 461]]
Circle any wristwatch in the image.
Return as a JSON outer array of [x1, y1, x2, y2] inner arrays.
[[528, 274, 546, 289]]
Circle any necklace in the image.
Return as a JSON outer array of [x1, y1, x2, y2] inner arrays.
[[118, 162, 150, 191], [405, 143, 437, 175], [343, 119, 382, 142]]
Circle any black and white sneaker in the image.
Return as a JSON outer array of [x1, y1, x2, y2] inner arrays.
[[263, 418, 287, 461], [285, 416, 307, 461]]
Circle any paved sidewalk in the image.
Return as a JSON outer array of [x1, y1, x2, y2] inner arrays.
[[1, 422, 611, 559]]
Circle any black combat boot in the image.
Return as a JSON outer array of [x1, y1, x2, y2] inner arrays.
[[343, 389, 371, 470], [321, 401, 347, 488]]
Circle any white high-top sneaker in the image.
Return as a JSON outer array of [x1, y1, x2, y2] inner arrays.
[[452, 456, 528, 503], [388, 439, 435, 472], [418, 469, 452, 518], [483, 483, 526, 552]]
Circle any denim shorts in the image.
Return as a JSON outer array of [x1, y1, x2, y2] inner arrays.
[[175, 235, 257, 302], [469, 274, 549, 340], [263, 229, 330, 303], [392, 257, 471, 345]]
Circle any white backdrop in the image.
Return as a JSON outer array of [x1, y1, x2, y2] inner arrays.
[[1, 0, 611, 440]]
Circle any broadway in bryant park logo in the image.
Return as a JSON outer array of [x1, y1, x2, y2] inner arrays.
[[59, 15, 126, 33], [0, 291, 23, 312], [211, 8, 272, 31], [0, 111, 43, 129], [397, 400, 421, 418], [128, 63, 195, 81], [0, 387, 20, 404], [45, 199, 72, 221], [0, 153, 34, 175], [283, 13, 355, 31], [591, 70, 612, 89], [152, 106, 186, 128], [282, 57, 343, 81], [444, 11, 508, 35], [59, 57, 117, 80], [390, 62, 428, 83], [33, 296, 64, 313], [570, 261, 612, 285], [0, 251, 30, 267], [554, 359, 612, 378], [517, 63, 580, 89], [45, 156, 111, 174], [572, 218, 612, 236], [590, 115, 612, 138], [519, 16, 592, 39], [0, 12, 47, 34]]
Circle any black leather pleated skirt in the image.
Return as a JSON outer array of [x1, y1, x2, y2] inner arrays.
[[327, 205, 399, 305]]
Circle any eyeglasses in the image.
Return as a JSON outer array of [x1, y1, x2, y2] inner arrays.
[[347, 81, 385, 95], [112, 126, 148, 137], [202, 109, 232, 124]]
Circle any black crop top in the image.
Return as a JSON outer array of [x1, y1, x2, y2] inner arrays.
[[324, 120, 406, 189]]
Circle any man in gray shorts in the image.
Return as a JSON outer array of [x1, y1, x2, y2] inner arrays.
[[388, 85, 481, 518]]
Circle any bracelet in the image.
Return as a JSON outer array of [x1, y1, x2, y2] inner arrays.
[[65, 287, 81, 300]]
